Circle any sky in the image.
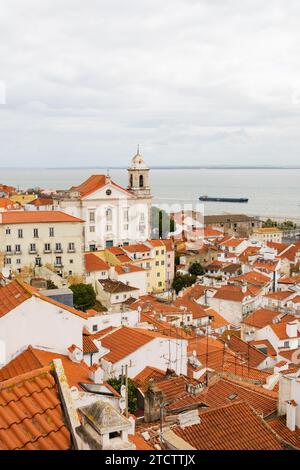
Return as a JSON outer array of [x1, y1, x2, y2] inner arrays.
[[1, 0, 300, 168]]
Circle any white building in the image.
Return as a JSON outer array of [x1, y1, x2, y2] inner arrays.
[[54, 150, 152, 251], [0, 280, 86, 365], [0, 210, 84, 277], [99, 327, 188, 379]]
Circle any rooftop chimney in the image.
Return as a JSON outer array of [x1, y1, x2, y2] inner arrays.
[[286, 400, 297, 432], [286, 321, 298, 339]]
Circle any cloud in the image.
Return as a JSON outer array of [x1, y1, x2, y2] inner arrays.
[[1, 0, 300, 166]]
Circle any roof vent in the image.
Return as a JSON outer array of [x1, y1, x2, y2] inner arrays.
[[228, 393, 238, 401]]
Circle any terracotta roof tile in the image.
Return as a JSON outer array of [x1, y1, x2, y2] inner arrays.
[[101, 327, 165, 363], [243, 308, 280, 328], [0, 366, 70, 450], [171, 401, 283, 450], [0, 280, 31, 318], [268, 416, 300, 449], [0, 210, 83, 224], [85, 253, 109, 272], [198, 377, 277, 417]]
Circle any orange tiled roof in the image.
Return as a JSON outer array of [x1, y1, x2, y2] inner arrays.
[[268, 416, 300, 449], [71, 174, 130, 198], [101, 327, 165, 363], [133, 366, 165, 387], [265, 290, 295, 301], [213, 285, 255, 302], [243, 308, 279, 328], [0, 198, 20, 209], [82, 335, 99, 354], [29, 198, 53, 207], [0, 280, 31, 318], [85, 253, 109, 272], [114, 263, 146, 274], [171, 401, 283, 450], [123, 243, 151, 253], [0, 210, 83, 224], [0, 366, 70, 450], [0, 346, 93, 388], [225, 334, 267, 367], [249, 339, 277, 357], [198, 377, 277, 417], [270, 319, 300, 340]]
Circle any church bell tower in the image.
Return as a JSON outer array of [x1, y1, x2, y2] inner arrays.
[[127, 146, 151, 199]]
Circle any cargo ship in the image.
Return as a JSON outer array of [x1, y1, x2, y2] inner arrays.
[[199, 196, 249, 203]]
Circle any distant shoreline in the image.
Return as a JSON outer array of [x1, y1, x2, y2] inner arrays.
[[1, 166, 300, 170]]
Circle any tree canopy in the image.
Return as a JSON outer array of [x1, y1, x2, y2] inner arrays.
[[69, 283, 96, 311]]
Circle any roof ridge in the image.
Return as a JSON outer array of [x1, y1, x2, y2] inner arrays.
[[0, 365, 52, 391]]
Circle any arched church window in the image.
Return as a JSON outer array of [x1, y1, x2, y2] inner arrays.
[[106, 208, 112, 221], [139, 174, 144, 188], [130, 174, 133, 187]]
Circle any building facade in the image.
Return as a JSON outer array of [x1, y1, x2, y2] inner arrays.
[[54, 150, 152, 251], [0, 211, 84, 277]]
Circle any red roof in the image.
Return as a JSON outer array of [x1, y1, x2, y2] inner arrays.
[[243, 308, 279, 328], [0, 366, 70, 450], [0, 280, 87, 319], [85, 253, 109, 272], [71, 174, 130, 198], [0, 210, 83, 224], [29, 198, 54, 207], [123, 243, 151, 253], [0, 346, 93, 388], [101, 327, 164, 363], [171, 401, 283, 450], [198, 376, 277, 417]]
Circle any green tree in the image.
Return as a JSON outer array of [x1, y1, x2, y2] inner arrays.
[[46, 280, 58, 290], [107, 376, 138, 413], [172, 273, 196, 294], [69, 283, 96, 311], [188, 262, 205, 276]]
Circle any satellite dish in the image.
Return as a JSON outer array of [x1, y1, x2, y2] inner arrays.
[[119, 397, 126, 411], [1, 268, 10, 279], [120, 385, 126, 398]]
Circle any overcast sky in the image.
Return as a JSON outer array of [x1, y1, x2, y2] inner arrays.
[[1, 0, 300, 168]]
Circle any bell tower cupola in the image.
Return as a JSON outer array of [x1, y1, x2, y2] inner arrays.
[[127, 146, 151, 198]]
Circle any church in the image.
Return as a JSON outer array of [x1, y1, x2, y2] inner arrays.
[[54, 149, 152, 251]]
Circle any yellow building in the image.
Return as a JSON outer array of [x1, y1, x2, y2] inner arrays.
[[145, 240, 166, 293], [252, 227, 283, 244], [10, 194, 37, 207]]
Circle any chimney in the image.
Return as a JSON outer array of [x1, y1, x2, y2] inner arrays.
[[68, 344, 83, 363], [286, 321, 298, 339], [241, 281, 248, 294], [144, 380, 164, 423], [89, 364, 104, 384], [286, 400, 297, 432]]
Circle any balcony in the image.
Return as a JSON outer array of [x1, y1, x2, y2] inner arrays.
[[29, 249, 38, 255], [54, 262, 64, 268], [44, 249, 52, 254], [15, 250, 22, 255], [67, 248, 76, 253], [54, 248, 63, 254]]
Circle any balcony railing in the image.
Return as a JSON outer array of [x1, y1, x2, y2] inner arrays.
[[29, 249, 38, 254], [54, 248, 63, 253]]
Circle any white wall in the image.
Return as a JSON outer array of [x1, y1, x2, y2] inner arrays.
[[101, 337, 188, 380], [0, 296, 85, 364]]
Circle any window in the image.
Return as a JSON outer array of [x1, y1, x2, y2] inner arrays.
[[44, 243, 51, 252], [55, 257, 62, 266], [6, 245, 12, 253], [30, 243, 36, 253], [15, 244, 21, 253], [157, 272, 160, 277], [70, 259, 73, 264], [156, 250, 159, 255], [106, 225, 112, 232], [5, 228, 10, 235], [33, 228, 39, 238], [123, 208, 129, 222], [5, 258, 11, 265], [161, 249, 165, 255], [139, 174, 144, 187], [92, 325, 98, 332], [116, 295, 119, 300], [89, 226, 95, 233], [55, 243, 62, 252], [49, 227, 54, 237], [161, 261, 165, 266], [18, 229, 23, 238], [106, 208, 112, 221], [155, 261, 159, 266], [284, 341, 289, 348], [68, 242, 75, 252], [158, 281, 162, 287], [16, 259, 21, 264], [89, 211, 95, 223]]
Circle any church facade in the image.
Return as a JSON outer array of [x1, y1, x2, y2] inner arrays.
[[54, 150, 152, 251]]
